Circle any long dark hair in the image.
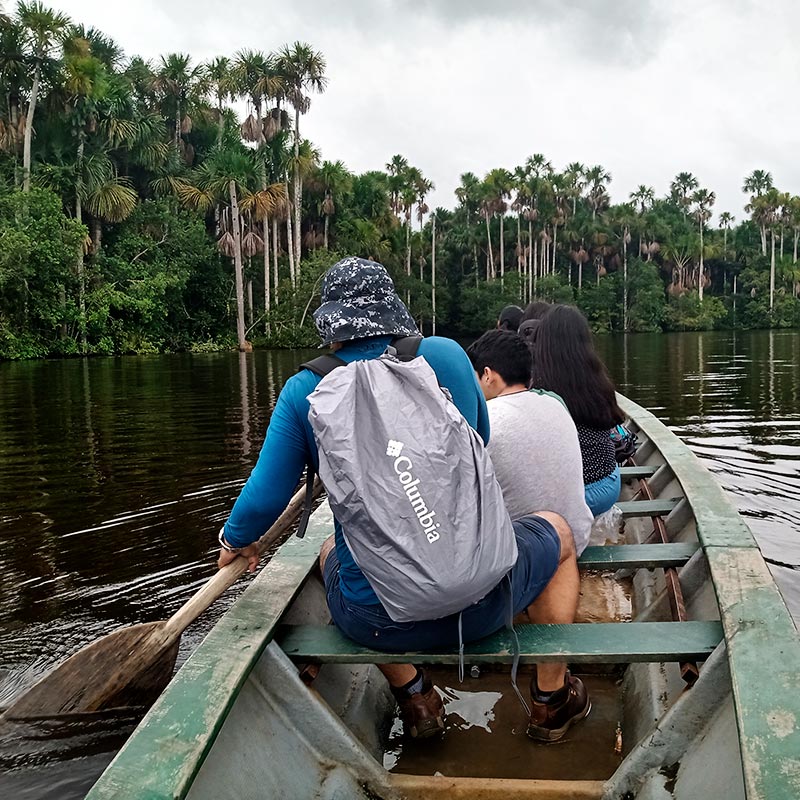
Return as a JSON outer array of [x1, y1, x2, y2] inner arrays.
[[530, 305, 624, 429]]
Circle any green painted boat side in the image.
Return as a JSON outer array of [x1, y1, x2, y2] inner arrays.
[[84, 397, 800, 800], [618, 396, 800, 800], [84, 504, 333, 800]]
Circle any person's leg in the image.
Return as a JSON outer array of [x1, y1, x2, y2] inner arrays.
[[524, 510, 579, 691], [518, 512, 589, 741], [318, 535, 442, 737]]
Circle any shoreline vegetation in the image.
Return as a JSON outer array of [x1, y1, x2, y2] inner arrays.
[[1, 5, 799, 360]]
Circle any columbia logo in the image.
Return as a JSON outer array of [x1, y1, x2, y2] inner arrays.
[[386, 440, 404, 457]]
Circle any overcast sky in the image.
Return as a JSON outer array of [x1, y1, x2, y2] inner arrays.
[[54, 0, 800, 221]]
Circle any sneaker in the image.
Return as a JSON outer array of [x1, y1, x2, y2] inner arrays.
[[527, 671, 591, 742], [391, 672, 445, 739]]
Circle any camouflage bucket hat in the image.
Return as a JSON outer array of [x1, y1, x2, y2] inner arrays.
[[313, 257, 420, 346]]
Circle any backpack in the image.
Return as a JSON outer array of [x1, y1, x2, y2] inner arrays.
[[299, 338, 518, 623]]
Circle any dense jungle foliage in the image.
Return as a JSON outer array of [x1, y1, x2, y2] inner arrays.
[[1, 3, 798, 359]]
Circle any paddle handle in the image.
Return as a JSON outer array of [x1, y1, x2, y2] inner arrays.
[[162, 479, 324, 641]]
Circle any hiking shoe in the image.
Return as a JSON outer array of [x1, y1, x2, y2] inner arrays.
[[391, 673, 445, 739], [527, 671, 591, 742]]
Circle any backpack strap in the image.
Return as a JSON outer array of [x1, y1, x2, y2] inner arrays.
[[299, 353, 347, 378], [389, 335, 423, 361], [296, 354, 346, 539]]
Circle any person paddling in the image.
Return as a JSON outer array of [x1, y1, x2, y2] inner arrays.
[[217, 257, 589, 742]]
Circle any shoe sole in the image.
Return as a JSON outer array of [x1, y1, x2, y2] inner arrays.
[[410, 715, 446, 739], [526, 702, 591, 743]]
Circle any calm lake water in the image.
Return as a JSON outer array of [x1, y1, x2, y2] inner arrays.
[[1, 329, 798, 798]]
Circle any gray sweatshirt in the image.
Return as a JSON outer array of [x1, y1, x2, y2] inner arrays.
[[486, 390, 593, 554]]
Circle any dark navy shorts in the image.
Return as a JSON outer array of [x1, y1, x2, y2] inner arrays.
[[321, 515, 561, 652]]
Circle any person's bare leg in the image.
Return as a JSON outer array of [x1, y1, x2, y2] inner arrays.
[[318, 535, 417, 688], [318, 534, 336, 573], [525, 511, 580, 692]]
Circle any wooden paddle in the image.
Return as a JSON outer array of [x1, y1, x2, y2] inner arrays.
[[1, 480, 324, 720]]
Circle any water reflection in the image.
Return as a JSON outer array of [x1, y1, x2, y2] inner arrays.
[[597, 330, 800, 606]]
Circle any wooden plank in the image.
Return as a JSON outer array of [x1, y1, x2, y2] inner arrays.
[[578, 543, 700, 570], [616, 498, 679, 518], [277, 620, 723, 664], [391, 774, 604, 799], [85, 504, 334, 800], [619, 464, 659, 478]]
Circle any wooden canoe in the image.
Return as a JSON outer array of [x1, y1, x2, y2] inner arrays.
[[84, 396, 800, 800]]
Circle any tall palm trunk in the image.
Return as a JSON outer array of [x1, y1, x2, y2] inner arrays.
[[263, 216, 271, 335], [323, 213, 330, 250], [22, 62, 42, 193], [174, 96, 181, 152], [285, 179, 295, 287], [769, 229, 776, 312], [431, 215, 436, 336], [217, 98, 225, 146], [229, 180, 247, 351], [793, 228, 798, 264], [76, 134, 87, 353], [552, 223, 558, 273], [405, 221, 411, 305], [271, 217, 279, 304], [485, 215, 494, 279], [531, 234, 536, 298], [499, 215, 505, 286], [760, 226, 767, 256], [623, 229, 629, 332], [578, 260, 583, 291], [292, 107, 302, 269], [698, 223, 704, 302]]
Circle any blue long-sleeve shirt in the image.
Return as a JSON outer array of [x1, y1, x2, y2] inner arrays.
[[223, 335, 490, 605]]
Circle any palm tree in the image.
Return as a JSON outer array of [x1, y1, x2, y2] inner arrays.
[[151, 53, 202, 156], [319, 159, 351, 250], [177, 148, 281, 350], [277, 42, 327, 269], [17, 0, 70, 192], [414, 173, 433, 280], [455, 171, 482, 282], [718, 211, 735, 260], [742, 169, 773, 255], [484, 168, 512, 282], [584, 165, 611, 221], [789, 196, 800, 266], [0, 18, 28, 185], [204, 56, 234, 145], [670, 172, 698, 219], [564, 162, 585, 216], [691, 188, 715, 301], [64, 47, 108, 350]]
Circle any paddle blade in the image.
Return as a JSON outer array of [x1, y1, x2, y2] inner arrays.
[[1, 622, 179, 719]]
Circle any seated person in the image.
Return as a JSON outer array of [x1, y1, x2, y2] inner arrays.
[[217, 258, 589, 744], [497, 304, 524, 332], [467, 330, 593, 555], [530, 305, 625, 516]]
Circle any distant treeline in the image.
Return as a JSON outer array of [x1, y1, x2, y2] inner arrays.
[[1, 3, 798, 359]]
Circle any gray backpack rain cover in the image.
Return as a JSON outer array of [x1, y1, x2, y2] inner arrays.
[[307, 354, 518, 623]]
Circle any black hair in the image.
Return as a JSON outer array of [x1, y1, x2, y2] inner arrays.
[[530, 305, 624, 429], [466, 330, 532, 388], [497, 305, 524, 332], [520, 300, 553, 324]]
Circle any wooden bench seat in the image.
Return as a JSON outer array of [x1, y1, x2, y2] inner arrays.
[[619, 465, 660, 478], [277, 620, 723, 665], [616, 498, 679, 517], [578, 542, 699, 570]]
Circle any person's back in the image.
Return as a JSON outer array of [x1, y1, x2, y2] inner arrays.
[[486, 390, 593, 554], [467, 330, 593, 554], [529, 305, 624, 517]]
